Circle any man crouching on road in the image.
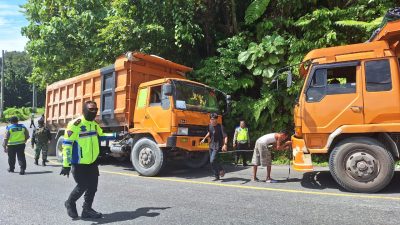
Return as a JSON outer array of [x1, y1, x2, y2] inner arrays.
[[60, 101, 116, 219], [252, 132, 291, 183]]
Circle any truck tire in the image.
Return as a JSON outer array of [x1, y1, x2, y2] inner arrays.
[[329, 137, 394, 193], [184, 151, 209, 169], [131, 138, 165, 176], [56, 135, 64, 163]]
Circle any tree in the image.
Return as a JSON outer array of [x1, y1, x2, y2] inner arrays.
[[21, 0, 397, 141], [1, 51, 40, 108]]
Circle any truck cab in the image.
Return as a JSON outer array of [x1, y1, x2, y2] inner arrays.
[[291, 20, 400, 192]]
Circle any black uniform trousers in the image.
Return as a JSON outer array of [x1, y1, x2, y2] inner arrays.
[[8, 144, 26, 170], [235, 142, 249, 165], [68, 163, 99, 208]]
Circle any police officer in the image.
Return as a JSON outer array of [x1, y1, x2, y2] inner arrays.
[[2, 116, 29, 175], [233, 120, 250, 166], [32, 119, 51, 166], [60, 101, 115, 219]]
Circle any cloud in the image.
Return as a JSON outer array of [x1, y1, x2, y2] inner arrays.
[[0, 36, 28, 51], [0, 17, 7, 26], [0, 1, 28, 51], [0, 3, 21, 16]]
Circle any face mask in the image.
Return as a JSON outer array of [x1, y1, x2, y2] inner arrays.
[[83, 105, 98, 121]]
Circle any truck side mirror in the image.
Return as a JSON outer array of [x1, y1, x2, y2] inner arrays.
[[162, 84, 173, 96], [287, 70, 292, 88]]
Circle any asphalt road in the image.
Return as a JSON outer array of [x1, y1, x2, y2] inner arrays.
[[0, 119, 400, 225]]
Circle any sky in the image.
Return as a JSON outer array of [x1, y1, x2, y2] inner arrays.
[[0, 0, 28, 52]]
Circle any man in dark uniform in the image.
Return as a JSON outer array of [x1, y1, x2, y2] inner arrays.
[[2, 116, 29, 175], [60, 101, 115, 219], [200, 113, 228, 181]]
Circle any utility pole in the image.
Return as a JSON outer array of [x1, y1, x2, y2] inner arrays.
[[0, 50, 4, 118], [32, 83, 37, 113]]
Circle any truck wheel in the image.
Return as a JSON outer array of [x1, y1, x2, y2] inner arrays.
[[184, 151, 209, 169], [56, 135, 64, 163], [131, 138, 165, 176], [329, 137, 394, 193]]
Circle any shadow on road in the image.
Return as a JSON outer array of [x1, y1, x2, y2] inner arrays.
[[82, 207, 171, 225], [220, 177, 251, 184], [24, 171, 53, 175], [300, 170, 400, 193], [100, 156, 250, 180]]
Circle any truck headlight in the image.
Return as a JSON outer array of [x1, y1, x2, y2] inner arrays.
[[177, 127, 189, 136]]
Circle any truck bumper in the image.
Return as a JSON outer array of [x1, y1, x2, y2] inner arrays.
[[291, 136, 313, 172], [167, 136, 209, 151]]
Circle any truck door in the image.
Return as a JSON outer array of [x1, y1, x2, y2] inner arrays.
[[302, 61, 364, 135], [145, 85, 171, 132], [133, 87, 149, 128], [362, 58, 400, 124]]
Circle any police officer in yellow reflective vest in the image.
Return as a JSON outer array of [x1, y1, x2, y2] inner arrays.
[[60, 101, 116, 219], [2, 116, 29, 175], [233, 120, 250, 166]]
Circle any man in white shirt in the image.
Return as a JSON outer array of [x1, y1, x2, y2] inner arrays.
[[252, 132, 291, 183]]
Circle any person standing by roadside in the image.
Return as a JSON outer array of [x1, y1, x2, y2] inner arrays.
[[252, 132, 291, 183], [200, 113, 228, 181], [2, 116, 29, 175], [233, 120, 250, 166], [32, 119, 52, 166], [60, 101, 116, 219], [29, 112, 36, 128]]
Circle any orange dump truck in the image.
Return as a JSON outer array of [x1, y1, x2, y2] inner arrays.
[[291, 19, 400, 192], [46, 52, 229, 176]]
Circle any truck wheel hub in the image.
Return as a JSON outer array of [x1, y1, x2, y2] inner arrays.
[[139, 147, 154, 167], [346, 152, 377, 181]]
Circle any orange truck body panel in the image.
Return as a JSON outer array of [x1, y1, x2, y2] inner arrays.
[[292, 20, 400, 172], [46, 52, 189, 130]]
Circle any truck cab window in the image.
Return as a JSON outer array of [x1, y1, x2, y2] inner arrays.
[[365, 59, 392, 92], [306, 65, 357, 102], [149, 86, 162, 106], [326, 66, 356, 95]]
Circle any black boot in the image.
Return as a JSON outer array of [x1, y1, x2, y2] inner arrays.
[[7, 168, 14, 173], [42, 160, 46, 166], [65, 200, 78, 219], [81, 207, 102, 219], [19, 169, 25, 175], [34, 159, 38, 165]]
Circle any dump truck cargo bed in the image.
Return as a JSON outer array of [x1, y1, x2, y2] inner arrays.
[[45, 52, 191, 131]]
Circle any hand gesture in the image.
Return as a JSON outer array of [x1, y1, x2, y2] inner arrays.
[[60, 167, 71, 178], [222, 144, 228, 152], [233, 143, 236, 148], [200, 138, 206, 144], [3, 147, 7, 153]]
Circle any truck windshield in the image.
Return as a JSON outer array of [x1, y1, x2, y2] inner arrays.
[[173, 81, 219, 113]]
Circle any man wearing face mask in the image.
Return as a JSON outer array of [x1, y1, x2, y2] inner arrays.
[[60, 101, 116, 219]]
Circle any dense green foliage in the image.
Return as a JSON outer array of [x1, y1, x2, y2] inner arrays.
[[0, 51, 45, 108], [0, 107, 44, 123], [1, 107, 31, 122], [21, 0, 396, 144]]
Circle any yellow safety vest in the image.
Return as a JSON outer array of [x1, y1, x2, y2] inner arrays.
[[237, 127, 248, 142], [7, 124, 26, 146], [62, 116, 116, 167]]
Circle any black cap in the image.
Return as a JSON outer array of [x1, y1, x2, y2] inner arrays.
[[9, 116, 18, 123], [210, 113, 218, 119], [38, 119, 44, 125]]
